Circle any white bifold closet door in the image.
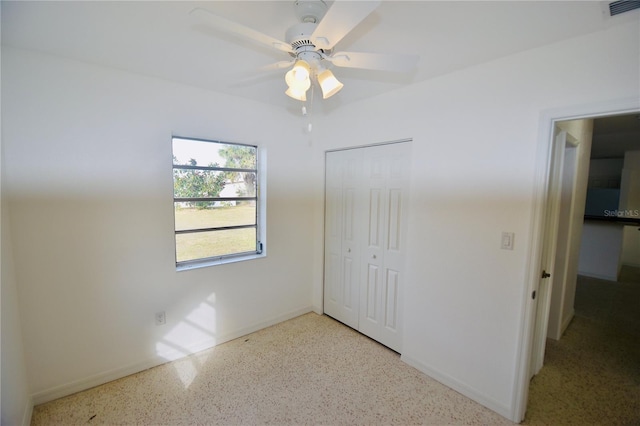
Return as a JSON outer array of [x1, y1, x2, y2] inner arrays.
[[324, 142, 411, 352]]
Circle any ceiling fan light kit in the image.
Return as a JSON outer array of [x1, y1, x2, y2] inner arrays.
[[290, 59, 311, 82], [190, 0, 418, 104], [317, 69, 344, 99], [285, 86, 308, 102]]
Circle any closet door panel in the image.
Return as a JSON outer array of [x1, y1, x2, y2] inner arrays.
[[365, 264, 379, 321], [323, 149, 362, 329], [340, 150, 363, 328], [384, 268, 400, 330], [325, 143, 410, 352], [358, 147, 386, 340], [324, 152, 346, 323], [379, 143, 411, 351], [387, 188, 403, 251], [368, 188, 382, 247]]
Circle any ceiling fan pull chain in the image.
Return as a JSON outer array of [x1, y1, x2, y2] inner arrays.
[[306, 82, 315, 133]]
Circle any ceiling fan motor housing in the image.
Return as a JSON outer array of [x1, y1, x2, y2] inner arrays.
[[286, 22, 327, 66], [286, 22, 317, 50]]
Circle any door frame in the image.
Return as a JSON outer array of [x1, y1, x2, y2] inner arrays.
[[512, 97, 640, 422]]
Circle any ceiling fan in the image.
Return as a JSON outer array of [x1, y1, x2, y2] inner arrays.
[[190, 0, 419, 102]]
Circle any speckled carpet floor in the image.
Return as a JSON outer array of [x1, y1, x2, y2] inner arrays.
[[524, 266, 640, 425], [31, 312, 513, 425], [31, 267, 640, 426]]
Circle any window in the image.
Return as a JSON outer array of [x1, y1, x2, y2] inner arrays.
[[172, 136, 262, 269]]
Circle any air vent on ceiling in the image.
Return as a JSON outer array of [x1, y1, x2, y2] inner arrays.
[[608, 0, 640, 16]]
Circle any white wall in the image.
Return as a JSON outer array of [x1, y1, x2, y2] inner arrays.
[[620, 150, 640, 267], [2, 47, 315, 404], [2, 6, 35, 418], [312, 20, 639, 420], [578, 221, 624, 280], [1, 36, 34, 425], [1, 178, 32, 426]]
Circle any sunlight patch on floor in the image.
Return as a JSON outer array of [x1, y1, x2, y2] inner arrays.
[[155, 293, 217, 388]]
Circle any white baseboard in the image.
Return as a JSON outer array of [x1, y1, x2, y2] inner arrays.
[[215, 306, 314, 347], [400, 354, 512, 421], [31, 306, 313, 406], [31, 351, 169, 406], [577, 271, 617, 281]]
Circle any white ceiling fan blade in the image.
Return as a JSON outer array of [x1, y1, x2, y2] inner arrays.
[[259, 60, 295, 72], [328, 51, 419, 73], [311, 0, 381, 50], [225, 61, 294, 88], [189, 7, 293, 54]]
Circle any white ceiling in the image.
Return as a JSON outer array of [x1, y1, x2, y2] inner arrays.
[[1, 1, 637, 114]]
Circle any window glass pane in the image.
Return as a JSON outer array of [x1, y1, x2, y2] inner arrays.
[[175, 203, 256, 231], [176, 228, 257, 262], [173, 169, 227, 199], [173, 138, 225, 167], [173, 138, 256, 169], [216, 144, 256, 169], [224, 172, 256, 197]]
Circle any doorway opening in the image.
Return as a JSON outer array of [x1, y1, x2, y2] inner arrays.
[[524, 110, 640, 423]]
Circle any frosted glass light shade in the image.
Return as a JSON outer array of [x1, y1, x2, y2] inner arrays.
[[285, 69, 294, 87], [285, 69, 311, 89], [285, 70, 310, 101], [318, 69, 343, 99], [285, 87, 307, 101], [291, 60, 310, 81]]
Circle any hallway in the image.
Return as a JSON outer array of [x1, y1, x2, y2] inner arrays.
[[524, 266, 640, 424]]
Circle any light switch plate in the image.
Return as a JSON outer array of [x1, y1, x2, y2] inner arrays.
[[501, 232, 515, 250]]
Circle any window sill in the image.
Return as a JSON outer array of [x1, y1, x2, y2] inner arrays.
[[176, 252, 266, 272]]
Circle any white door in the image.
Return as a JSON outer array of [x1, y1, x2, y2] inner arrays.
[[547, 144, 578, 340], [324, 149, 363, 329], [358, 144, 410, 352], [324, 143, 411, 352], [529, 130, 567, 378]]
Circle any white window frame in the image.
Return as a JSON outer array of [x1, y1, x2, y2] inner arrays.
[[172, 136, 266, 271]]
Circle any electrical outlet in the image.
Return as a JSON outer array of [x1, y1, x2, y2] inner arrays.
[[155, 311, 166, 326]]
